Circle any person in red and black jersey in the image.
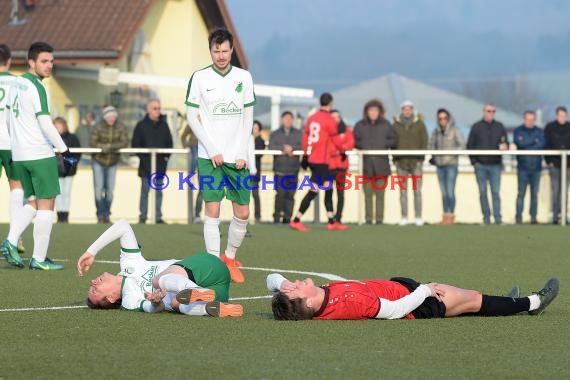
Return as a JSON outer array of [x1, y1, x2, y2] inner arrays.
[[289, 93, 340, 232], [267, 273, 559, 321], [324, 109, 355, 231]]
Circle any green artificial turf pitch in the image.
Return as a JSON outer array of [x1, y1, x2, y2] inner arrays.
[[0, 223, 568, 379]]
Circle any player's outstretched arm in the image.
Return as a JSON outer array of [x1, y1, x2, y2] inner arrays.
[[77, 219, 139, 276]]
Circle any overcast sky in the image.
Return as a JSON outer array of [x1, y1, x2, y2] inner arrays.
[[227, 0, 570, 55]]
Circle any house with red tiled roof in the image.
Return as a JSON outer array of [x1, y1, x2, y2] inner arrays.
[[1, 0, 247, 133]]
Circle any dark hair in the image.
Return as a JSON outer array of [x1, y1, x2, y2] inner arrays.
[[271, 292, 315, 320], [556, 106, 568, 115], [281, 110, 293, 118], [363, 98, 385, 120], [208, 28, 234, 49], [319, 93, 333, 107], [28, 42, 54, 61], [0, 44, 11, 65], [437, 108, 450, 118], [86, 297, 121, 310], [253, 120, 263, 129], [523, 110, 536, 117]]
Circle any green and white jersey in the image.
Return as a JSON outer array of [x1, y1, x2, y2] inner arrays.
[[118, 247, 176, 311], [185, 65, 256, 162], [7, 73, 63, 161], [0, 71, 17, 150]]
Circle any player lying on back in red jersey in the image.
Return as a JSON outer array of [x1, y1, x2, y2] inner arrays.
[[266, 274, 559, 320]]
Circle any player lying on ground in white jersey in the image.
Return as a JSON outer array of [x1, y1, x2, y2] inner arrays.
[[76, 219, 243, 317]]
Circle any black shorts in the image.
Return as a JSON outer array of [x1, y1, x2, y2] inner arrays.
[[309, 164, 332, 184], [390, 277, 446, 319]]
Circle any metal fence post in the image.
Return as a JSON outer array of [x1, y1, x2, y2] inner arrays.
[[562, 151, 567, 226], [150, 150, 157, 224], [357, 150, 364, 225], [187, 152, 194, 224]]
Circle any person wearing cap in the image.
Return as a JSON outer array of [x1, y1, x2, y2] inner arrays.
[[392, 100, 428, 226], [90, 105, 129, 224]]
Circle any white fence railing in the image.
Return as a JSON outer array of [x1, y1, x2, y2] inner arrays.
[[70, 148, 569, 225]]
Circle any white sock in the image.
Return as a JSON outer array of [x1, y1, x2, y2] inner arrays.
[[203, 216, 221, 257], [162, 292, 175, 312], [158, 273, 199, 292], [7, 204, 36, 245], [528, 294, 541, 311], [179, 301, 207, 316], [9, 188, 24, 219], [32, 210, 54, 261], [225, 216, 248, 259]]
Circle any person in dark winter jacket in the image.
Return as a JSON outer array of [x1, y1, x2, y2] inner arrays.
[[131, 99, 173, 224], [54, 117, 81, 223], [513, 111, 545, 224], [353, 99, 398, 224], [269, 111, 302, 224], [544, 106, 570, 224], [251, 120, 266, 222], [467, 104, 508, 225]]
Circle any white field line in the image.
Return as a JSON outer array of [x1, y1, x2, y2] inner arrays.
[[0, 262, 346, 313]]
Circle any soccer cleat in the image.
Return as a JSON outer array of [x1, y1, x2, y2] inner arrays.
[[326, 223, 336, 231], [175, 288, 216, 304], [17, 238, 25, 254], [505, 286, 520, 298], [1, 239, 25, 268], [220, 254, 242, 268], [529, 277, 559, 316], [334, 222, 349, 231], [220, 254, 245, 283], [205, 301, 243, 317], [399, 218, 409, 226], [29, 257, 64, 271], [289, 220, 310, 232]]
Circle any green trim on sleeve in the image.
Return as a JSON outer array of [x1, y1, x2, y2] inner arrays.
[[244, 98, 256, 108], [0, 71, 14, 76], [22, 72, 50, 116], [121, 245, 142, 253], [185, 101, 199, 108], [185, 73, 194, 105]]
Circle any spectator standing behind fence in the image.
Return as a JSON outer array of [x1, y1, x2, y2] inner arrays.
[[54, 117, 81, 223], [269, 111, 302, 224], [326, 109, 354, 230], [90, 105, 129, 224], [467, 104, 508, 225], [250, 120, 265, 222], [75, 111, 95, 164], [353, 99, 398, 225], [513, 111, 545, 225], [181, 122, 203, 222], [289, 93, 340, 232], [392, 100, 428, 226], [428, 108, 465, 225], [131, 99, 173, 224], [544, 106, 570, 225]]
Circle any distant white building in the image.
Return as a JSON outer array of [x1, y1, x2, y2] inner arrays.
[[333, 73, 523, 136]]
